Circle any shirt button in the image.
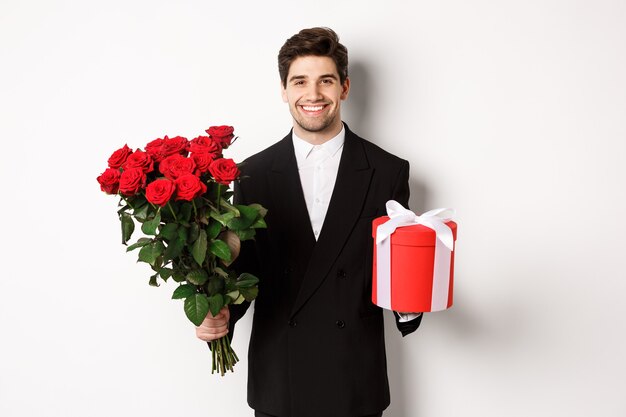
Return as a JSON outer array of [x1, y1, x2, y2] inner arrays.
[[337, 269, 347, 278], [314, 230, 319, 236], [336, 320, 345, 329], [288, 320, 297, 327], [315, 198, 320, 203]]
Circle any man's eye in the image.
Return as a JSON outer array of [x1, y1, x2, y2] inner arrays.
[[294, 80, 305, 86], [321, 79, 333, 84]]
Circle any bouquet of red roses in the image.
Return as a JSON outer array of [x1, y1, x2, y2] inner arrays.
[[97, 125, 266, 376]]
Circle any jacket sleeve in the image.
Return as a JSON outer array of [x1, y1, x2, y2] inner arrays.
[[225, 176, 260, 341], [390, 160, 423, 337]]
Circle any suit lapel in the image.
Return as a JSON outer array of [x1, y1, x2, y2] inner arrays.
[[289, 128, 373, 317], [268, 133, 317, 247]]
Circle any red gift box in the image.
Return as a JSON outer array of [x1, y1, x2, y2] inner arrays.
[[372, 215, 457, 312]]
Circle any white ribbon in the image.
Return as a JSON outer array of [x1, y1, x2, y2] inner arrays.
[[375, 200, 455, 311]]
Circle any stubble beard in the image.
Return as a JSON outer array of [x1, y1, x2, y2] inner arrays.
[[290, 104, 338, 134]]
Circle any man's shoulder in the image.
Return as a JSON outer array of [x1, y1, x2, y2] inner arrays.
[[239, 134, 290, 174], [348, 128, 408, 168]]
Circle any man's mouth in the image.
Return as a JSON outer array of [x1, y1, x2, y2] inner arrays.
[[299, 104, 328, 115]]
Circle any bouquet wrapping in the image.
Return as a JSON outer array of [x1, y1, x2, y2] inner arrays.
[[97, 125, 266, 375]]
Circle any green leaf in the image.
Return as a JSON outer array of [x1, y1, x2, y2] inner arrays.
[[248, 203, 268, 218], [213, 266, 229, 278], [239, 286, 259, 301], [141, 212, 161, 236], [184, 293, 209, 326], [188, 223, 200, 244], [149, 273, 159, 287], [159, 267, 173, 280], [233, 293, 246, 305], [179, 204, 193, 223], [220, 198, 240, 216], [192, 230, 208, 266], [210, 210, 236, 226], [226, 290, 240, 300], [206, 220, 222, 240], [234, 228, 256, 241], [186, 269, 209, 286], [117, 204, 130, 215], [236, 273, 259, 288], [207, 293, 224, 317], [126, 238, 152, 252], [227, 205, 258, 230], [163, 237, 185, 261], [172, 284, 196, 299], [251, 217, 267, 229], [159, 223, 178, 240], [138, 241, 165, 265], [209, 239, 231, 262], [171, 270, 186, 283], [206, 277, 225, 296], [120, 213, 135, 244], [133, 202, 150, 222]]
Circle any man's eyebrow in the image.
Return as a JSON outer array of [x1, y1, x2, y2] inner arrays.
[[288, 73, 339, 82], [288, 75, 307, 82]]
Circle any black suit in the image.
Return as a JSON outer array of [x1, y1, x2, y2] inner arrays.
[[230, 124, 422, 417]]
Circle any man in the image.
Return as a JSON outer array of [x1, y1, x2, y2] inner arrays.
[[196, 27, 422, 417]]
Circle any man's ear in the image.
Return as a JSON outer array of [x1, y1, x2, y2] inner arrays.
[[281, 80, 288, 103], [340, 77, 350, 100]]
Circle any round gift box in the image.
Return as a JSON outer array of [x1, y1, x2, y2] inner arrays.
[[372, 216, 457, 312]]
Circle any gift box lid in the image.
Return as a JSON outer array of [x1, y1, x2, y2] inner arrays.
[[372, 216, 457, 247]]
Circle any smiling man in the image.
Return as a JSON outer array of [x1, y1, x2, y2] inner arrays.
[[196, 27, 422, 417]]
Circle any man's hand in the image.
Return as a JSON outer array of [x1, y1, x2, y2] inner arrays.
[[196, 307, 230, 342]]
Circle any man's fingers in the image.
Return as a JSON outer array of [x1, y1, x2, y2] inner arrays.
[[196, 325, 229, 341], [195, 307, 231, 341]]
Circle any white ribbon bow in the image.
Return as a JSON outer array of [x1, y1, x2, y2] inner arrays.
[[375, 200, 455, 311]]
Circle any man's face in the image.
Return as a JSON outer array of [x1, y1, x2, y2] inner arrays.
[[281, 55, 350, 141]]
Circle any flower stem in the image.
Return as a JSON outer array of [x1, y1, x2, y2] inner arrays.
[[216, 183, 222, 207], [167, 202, 178, 221]]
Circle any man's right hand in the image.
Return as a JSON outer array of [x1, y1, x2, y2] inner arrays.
[[196, 306, 230, 342]]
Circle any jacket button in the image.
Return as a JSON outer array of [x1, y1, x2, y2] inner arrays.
[[288, 319, 297, 327], [337, 269, 347, 278], [335, 320, 345, 329]]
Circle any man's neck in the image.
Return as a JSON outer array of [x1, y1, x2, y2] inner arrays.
[[292, 120, 344, 145]]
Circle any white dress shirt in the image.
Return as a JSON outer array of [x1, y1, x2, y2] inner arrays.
[[292, 127, 345, 240], [292, 126, 421, 322]]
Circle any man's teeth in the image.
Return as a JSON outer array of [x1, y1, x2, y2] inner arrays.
[[302, 105, 324, 111]]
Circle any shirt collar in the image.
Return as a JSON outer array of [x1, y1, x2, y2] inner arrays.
[[292, 124, 345, 161]]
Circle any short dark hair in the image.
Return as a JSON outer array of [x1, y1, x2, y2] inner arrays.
[[278, 27, 349, 88]]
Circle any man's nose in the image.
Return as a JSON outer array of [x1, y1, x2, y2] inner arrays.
[[304, 83, 323, 101]]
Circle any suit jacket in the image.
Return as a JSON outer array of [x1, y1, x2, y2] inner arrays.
[[229, 124, 422, 417]]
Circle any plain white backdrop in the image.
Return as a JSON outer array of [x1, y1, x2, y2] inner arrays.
[[1, 1, 625, 416]]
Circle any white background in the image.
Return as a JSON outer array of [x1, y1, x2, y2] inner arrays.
[[1, 1, 625, 416]]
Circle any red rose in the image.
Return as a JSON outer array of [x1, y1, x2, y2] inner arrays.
[[145, 137, 166, 162], [160, 136, 189, 158], [189, 135, 222, 155], [118, 168, 147, 196], [191, 152, 217, 175], [174, 174, 207, 201], [145, 178, 176, 206], [206, 126, 235, 148], [159, 154, 197, 179], [97, 168, 121, 194], [108, 144, 132, 169], [123, 149, 154, 173], [208, 158, 240, 185]]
